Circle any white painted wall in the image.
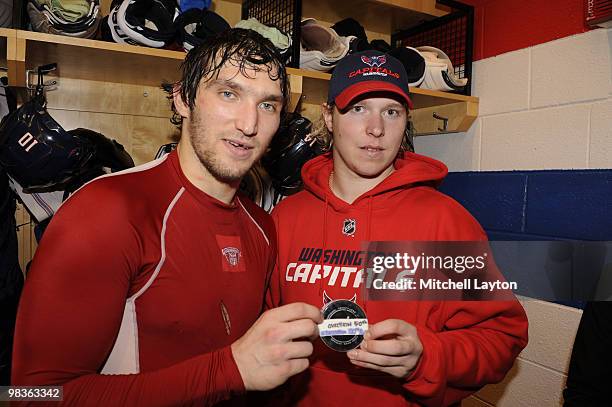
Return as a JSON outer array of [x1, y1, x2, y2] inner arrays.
[[416, 28, 612, 172], [415, 28, 612, 406]]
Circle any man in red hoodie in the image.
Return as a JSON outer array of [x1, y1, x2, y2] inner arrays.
[[271, 50, 528, 406]]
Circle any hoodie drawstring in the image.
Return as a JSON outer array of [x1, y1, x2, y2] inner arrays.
[[366, 196, 373, 242], [320, 195, 329, 297], [363, 195, 374, 314]]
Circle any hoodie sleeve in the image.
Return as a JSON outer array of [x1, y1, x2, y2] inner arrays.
[[403, 301, 528, 406], [402, 196, 529, 406]]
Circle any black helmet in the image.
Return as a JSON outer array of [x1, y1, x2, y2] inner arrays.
[[5, 128, 134, 227], [115, 0, 178, 48], [61, 128, 135, 194], [70, 128, 134, 172], [154, 142, 177, 159], [262, 112, 322, 196], [174, 8, 230, 51], [0, 94, 93, 193]]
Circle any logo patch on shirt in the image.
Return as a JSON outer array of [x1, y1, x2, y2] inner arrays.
[[222, 247, 241, 266], [342, 219, 356, 237], [216, 235, 245, 272]]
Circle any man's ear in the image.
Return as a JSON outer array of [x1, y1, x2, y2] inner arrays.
[[322, 103, 334, 133], [173, 85, 190, 119]]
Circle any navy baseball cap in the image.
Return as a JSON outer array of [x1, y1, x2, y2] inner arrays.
[[327, 50, 413, 110]]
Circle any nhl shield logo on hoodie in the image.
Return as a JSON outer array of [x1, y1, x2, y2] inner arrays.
[[342, 219, 356, 237]]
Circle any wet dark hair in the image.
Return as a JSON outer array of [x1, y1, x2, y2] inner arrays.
[[163, 28, 289, 128]]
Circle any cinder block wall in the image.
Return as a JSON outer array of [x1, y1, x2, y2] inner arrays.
[[415, 27, 612, 406]]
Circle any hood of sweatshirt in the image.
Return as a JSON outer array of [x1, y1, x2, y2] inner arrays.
[[301, 151, 448, 212]]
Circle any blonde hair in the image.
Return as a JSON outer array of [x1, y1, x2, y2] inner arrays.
[[308, 104, 415, 153]]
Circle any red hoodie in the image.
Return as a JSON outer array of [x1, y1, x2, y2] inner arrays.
[[270, 152, 528, 406]]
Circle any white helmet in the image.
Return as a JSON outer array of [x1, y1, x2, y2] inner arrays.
[[299, 18, 355, 72], [115, 0, 178, 48], [416, 46, 468, 91]]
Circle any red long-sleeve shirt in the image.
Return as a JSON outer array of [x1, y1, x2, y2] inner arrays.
[[12, 150, 276, 406]]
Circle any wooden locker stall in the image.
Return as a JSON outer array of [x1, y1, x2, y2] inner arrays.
[[2, 0, 479, 267]]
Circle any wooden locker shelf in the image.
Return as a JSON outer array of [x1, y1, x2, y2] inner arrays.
[[11, 30, 326, 111], [6, 27, 477, 135], [0, 28, 20, 86], [409, 88, 478, 135], [0, 28, 12, 67], [16, 30, 185, 86], [284, 72, 478, 135], [227, 0, 448, 34], [303, 0, 448, 37]]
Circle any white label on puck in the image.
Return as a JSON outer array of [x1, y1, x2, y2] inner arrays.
[[318, 318, 369, 337]]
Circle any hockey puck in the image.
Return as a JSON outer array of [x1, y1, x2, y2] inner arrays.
[[319, 299, 368, 352]]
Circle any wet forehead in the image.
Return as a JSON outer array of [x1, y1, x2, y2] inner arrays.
[[202, 61, 283, 100]]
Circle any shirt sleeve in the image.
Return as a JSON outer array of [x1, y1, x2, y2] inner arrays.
[[11, 183, 245, 406]]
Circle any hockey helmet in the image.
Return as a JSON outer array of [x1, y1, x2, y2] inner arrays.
[[115, 0, 178, 48], [0, 94, 93, 192], [262, 112, 322, 196], [60, 128, 135, 194]]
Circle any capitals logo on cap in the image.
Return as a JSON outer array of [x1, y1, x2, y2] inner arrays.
[[361, 55, 386, 67], [328, 50, 413, 110]]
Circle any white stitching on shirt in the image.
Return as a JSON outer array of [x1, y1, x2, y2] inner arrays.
[[131, 187, 185, 300], [237, 197, 270, 246]]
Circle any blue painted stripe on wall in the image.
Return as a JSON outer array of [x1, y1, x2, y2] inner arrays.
[[440, 172, 526, 233], [439, 170, 612, 241], [525, 171, 612, 240], [439, 170, 612, 309]]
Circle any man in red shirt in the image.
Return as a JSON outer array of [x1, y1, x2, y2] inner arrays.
[[12, 29, 321, 405]]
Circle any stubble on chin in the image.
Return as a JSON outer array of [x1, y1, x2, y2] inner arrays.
[[188, 115, 251, 183]]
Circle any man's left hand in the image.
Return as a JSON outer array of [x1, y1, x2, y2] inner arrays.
[[346, 319, 423, 379]]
